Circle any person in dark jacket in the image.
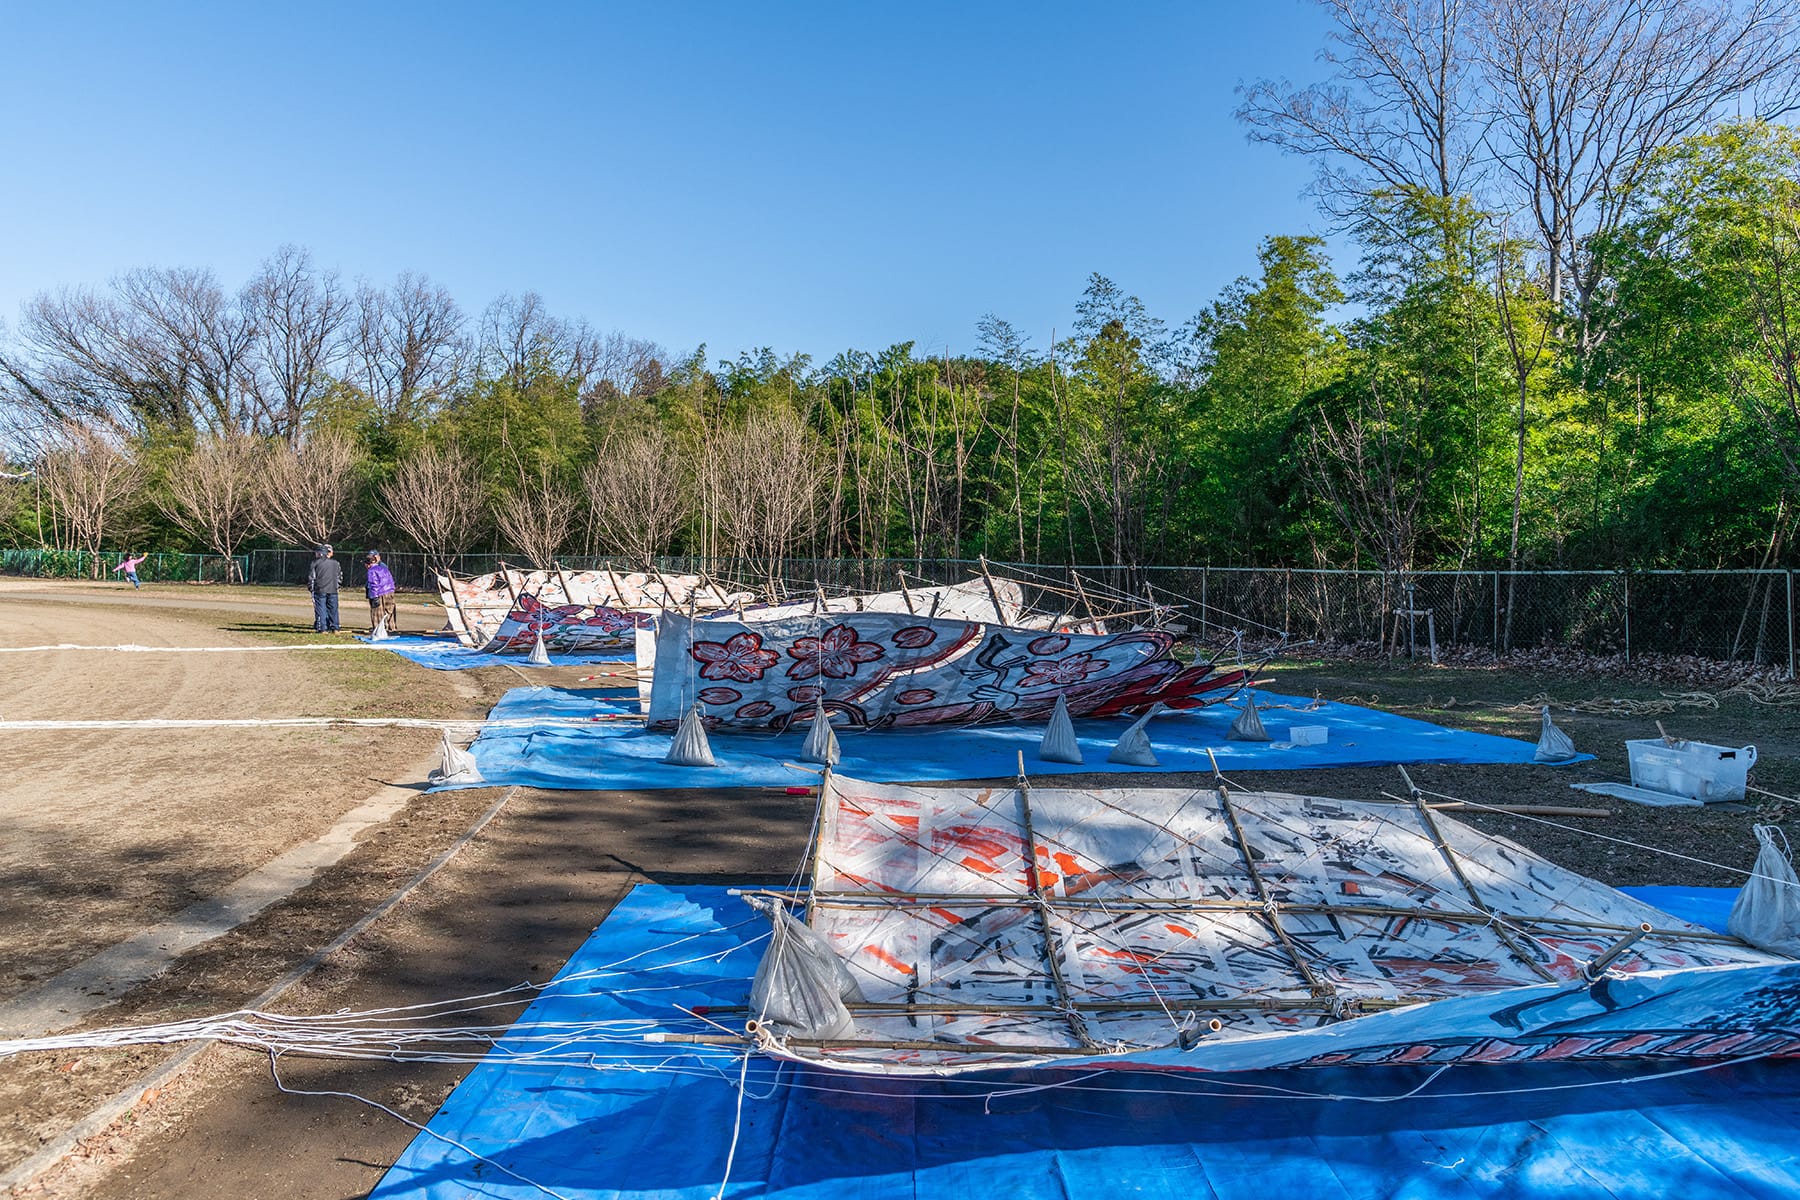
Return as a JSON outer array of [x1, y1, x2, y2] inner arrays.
[[308, 544, 342, 632], [364, 550, 398, 633]]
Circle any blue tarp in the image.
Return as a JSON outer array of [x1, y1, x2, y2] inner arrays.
[[372, 883, 1800, 1200], [1622, 886, 1738, 935], [357, 633, 634, 671], [437, 686, 1591, 792]]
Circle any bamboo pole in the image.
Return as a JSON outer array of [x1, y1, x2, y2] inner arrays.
[[442, 566, 476, 645], [1398, 767, 1559, 983], [977, 554, 1008, 624], [894, 565, 917, 614], [1016, 763, 1101, 1049], [1214, 784, 1333, 1000]]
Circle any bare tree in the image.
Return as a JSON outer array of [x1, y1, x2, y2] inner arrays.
[[1478, 0, 1800, 343], [579, 332, 671, 415], [379, 443, 489, 565], [1241, 0, 1800, 343], [1238, 0, 1481, 218], [257, 429, 363, 548], [583, 425, 690, 564], [35, 423, 144, 572], [0, 264, 260, 440], [0, 473, 27, 533], [3, 285, 203, 438], [348, 273, 468, 420], [493, 461, 579, 568], [242, 246, 351, 445], [700, 409, 825, 583], [119, 267, 258, 432], [478, 292, 575, 389], [158, 429, 264, 580], [1299, 378, 1440, 591]]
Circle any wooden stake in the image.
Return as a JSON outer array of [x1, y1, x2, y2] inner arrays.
[[977, 554, 1008, 624]]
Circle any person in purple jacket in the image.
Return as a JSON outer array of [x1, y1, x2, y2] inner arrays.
[[364, 550, 399, 634]]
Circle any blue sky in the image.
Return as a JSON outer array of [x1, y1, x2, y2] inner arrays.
[[0, 2, 1340, 361]]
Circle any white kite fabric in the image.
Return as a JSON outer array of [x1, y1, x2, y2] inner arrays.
[[436, 568, 747, 653], [743, 773, 1800, 1076], [726, 579, 1040, 627], [647, 612, 1248, 731]]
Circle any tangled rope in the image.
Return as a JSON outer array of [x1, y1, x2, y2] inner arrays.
[[1393, 683, 1800, 717]]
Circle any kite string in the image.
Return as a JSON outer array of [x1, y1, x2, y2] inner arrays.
[[712, 1049, 754, 1200], [1405, 785, 1800, 889], [267, 1049, 574, 1200]]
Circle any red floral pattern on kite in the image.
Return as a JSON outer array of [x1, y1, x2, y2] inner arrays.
[[787, 623, 886, 681], [1020, 651, 1109, 689], [698, 686, 743, 706], [692, 632, 780, 682], [892, 625, 937, 649]]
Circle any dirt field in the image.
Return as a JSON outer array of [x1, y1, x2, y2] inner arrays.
[[0, 584, 1795, 1198]]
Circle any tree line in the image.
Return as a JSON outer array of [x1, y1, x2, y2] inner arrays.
[[4, 0, 1800, 578]]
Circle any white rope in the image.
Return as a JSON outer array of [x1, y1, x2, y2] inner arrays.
[[267, 1050, 575, 1200], [0, 643, 380, 654], [0, 715, 636, 732], [1411, 785, 1800, 890], [711, 1050, 754, 1200]]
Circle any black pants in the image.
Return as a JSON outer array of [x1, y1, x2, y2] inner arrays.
[[312, 591, 340, 632]]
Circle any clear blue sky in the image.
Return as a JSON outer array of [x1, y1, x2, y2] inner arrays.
[[0, 1, 1339, 361]]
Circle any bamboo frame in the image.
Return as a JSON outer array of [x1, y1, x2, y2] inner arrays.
[[1404, 773, 1560, 983], [1015, 770, 1101, 1049], [1214, 784, 1333, 998]]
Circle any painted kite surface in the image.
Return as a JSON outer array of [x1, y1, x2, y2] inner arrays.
[[648, 612, 1248, 730], [436, 569, 750, 650], [753, 773, 1800, 1076], [474, 591, 652, 653]]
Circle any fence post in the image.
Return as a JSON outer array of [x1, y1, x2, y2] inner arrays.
[[1623, 572, 1631, 665], [1493, 571, 1500, 651], [1200, 566, 1208, 638], [1789, 569, 1795, 681]]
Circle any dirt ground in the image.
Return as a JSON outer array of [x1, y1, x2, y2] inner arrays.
[[0, 585, 1796, 1198]]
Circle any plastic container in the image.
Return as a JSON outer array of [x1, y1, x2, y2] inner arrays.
[[1288, 725, 1329, 746], [1626, 738, 1756, 802]]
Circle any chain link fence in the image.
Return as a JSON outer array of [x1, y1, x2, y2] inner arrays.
[[6, 547, 1790, 675], [0, 548, 248, 583]]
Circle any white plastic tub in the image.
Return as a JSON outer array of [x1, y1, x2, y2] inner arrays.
[[1288, 725, 1329, 746], [1626, 738, 1756, 802]]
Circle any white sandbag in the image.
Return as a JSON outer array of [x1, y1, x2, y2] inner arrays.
[[749, 899, 862, 1040], [1107, 707, 1160, 767], [1228, 694, 1271, 742], [1728, 824, 1800, 956], [664, 702, 717, 767], [1534, 705, 1576, 762], [1039, 695, 1083, 764], [427, 730, 484, 785], [526, 631, 551, 666], [800, 697, 840, 766], [370, 618, 391, 642]]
